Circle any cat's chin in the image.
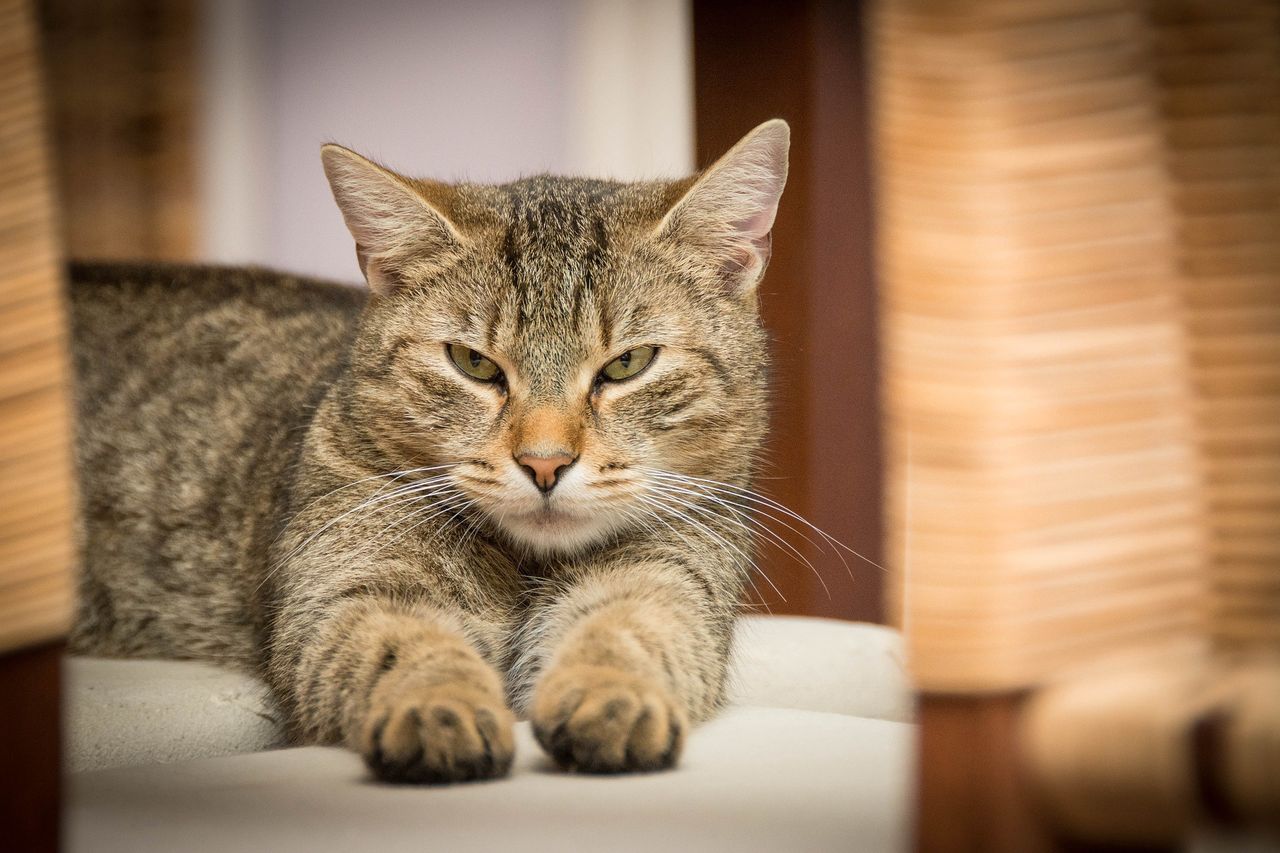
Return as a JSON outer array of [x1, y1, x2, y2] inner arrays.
[[497, 506, 622, 557]]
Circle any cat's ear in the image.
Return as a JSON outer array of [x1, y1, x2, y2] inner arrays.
[[321, 144, 463, 295], [655, 119, 789, 295]]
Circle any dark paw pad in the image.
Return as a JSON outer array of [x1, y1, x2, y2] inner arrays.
[[532, 665, 687, 774], [361, 689, 515, 785]]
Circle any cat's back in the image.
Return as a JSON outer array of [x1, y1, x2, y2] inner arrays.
[[70, 261, 365, 382], [69, 262, 366, 665]]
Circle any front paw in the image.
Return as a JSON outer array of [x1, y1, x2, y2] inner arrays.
[[360, 681, 515, 784], [531, 665, 687, 774]]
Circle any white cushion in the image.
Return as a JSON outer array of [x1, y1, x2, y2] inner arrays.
[[728, 616, 912, 722], [64, 656, 286, 773], [67, 707, 913, 853], [66, 615, 912, 772]]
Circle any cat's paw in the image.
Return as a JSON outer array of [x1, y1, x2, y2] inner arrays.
[[531, 664, 686, 774], [360, 682, 515, 784]]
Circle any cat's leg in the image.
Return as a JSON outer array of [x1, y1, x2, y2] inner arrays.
[[519, 559, 740, 774], [269, 593, 515, 784]]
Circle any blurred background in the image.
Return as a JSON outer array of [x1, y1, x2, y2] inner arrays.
[[36, 0, 881, 623]]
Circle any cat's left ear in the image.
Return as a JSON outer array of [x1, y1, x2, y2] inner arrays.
[[654, 119, 789, 295]]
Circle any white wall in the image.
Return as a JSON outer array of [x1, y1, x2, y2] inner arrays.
[[198, 0, 694, 284]]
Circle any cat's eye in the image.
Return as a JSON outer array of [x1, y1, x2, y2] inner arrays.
[[447, 343, 502, 383], [600, 346, 657, 382]]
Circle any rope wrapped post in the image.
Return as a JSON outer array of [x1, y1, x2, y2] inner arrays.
[[872, 0, 1215, 847], [0, 0, 76, 663], [1025, 1, 1280, 840], [1153, 0, 1280, 665], [876, 0, 1280, 845]]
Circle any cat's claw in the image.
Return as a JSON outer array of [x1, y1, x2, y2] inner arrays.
[[359, 683, 515, 784], [531, 665, 686, 774]]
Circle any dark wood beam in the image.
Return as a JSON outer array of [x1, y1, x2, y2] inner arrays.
[[0, 642, 63, 853], [694, 0, 882, 622]]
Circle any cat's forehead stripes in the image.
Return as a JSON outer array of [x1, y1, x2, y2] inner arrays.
[[500, 177, 617, 318], [483, 177, 629, 392]]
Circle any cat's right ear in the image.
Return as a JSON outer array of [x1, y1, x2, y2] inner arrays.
[[321, 144, 463, 295]]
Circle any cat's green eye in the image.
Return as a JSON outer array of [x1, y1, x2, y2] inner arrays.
[[447, 343, 502, 383], [601, 346, 657, 382]]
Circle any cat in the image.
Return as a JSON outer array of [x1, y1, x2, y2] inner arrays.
[[68, 119, 789, 783]]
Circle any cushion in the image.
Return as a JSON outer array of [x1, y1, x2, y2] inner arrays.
[[63, 656, 285, 773], [727, 615, 911, 721], [67, 707, 913, 853], [65, 616, 914, 851], [66, 615, 912, 772]]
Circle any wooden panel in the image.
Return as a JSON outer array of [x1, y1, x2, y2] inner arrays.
[[694, 0, 883, 622], [38, 0, 198, 261]]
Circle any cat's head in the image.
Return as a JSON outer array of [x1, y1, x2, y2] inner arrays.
[[322, 121, 788, 557]]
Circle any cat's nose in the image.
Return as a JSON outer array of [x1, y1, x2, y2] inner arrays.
[[516, 452, 577, 493]]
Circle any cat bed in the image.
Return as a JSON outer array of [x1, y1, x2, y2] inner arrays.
[[64, 615, 914, 852]]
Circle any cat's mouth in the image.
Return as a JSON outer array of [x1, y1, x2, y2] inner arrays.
[[517, 505, 582, 528], [496, 501, 623, 555]]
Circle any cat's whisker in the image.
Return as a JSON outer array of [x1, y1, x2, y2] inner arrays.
[[268, 463, 458, 547], [441, 484, 490, 553], [292, 473, 458, 545], [298, 464, 457, 518], [644, 481, 832, 601], [353, 479, 462, 527], [633, 494, 749, 567], [280, 476, 457, 558], [642, 478, 836, 599], [635, 493, 787, 605], [646, 470, 836, 548], [345, 483, 469, 561], [437, 494, 481, 547], [624, 488, 745, 569], [364, 491, 473, 559], [455, 504, 490, 553], [622, 499, 771, 612], [651, 479, 827, 557], [362, 461, 458, 489], [644, 468, 886, 577], [626, 499, 682, 546], [258, 473, 462, 592]]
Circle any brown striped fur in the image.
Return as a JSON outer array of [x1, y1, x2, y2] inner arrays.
[[69, 121, 790, 782]]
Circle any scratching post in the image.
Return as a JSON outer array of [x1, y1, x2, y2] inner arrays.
[[873, 0, 1280, 847], [0, 0, 76, 660], [0, 3, 75, 850]]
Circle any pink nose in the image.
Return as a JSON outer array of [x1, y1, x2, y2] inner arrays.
[[516, 452, 577, 493]]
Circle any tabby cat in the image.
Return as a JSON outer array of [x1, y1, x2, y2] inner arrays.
[[69, 120, 789, 783]]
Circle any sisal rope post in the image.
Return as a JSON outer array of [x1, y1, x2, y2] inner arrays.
[[1153, 0, 1280, 656], [875, 0, 1206, 695], [1027, 3, 1280, 838], [874, 0, 1280, 845], [0, 0, 77, 655], [1153, 0, 1280, 827]]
